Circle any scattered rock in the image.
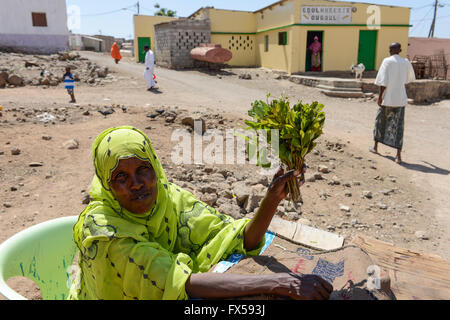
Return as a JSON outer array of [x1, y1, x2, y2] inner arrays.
[[275, 205, 286, 217], [3, 203, 12, 208], [181, 117, 206, 134], [379, 189, 394, 196], [29, 162, 43, 167], [248, 175, 269, 187], [362, 191, 373, 199], [328, 176, 340, 185], [298, 218, 311, 226], [98, 106, 115, 116], [7, 75, 24, 86], [200, 193, 218, 206], [201, 184, 218, 194], [317, 190, 327, 200], [42, 135, 52, 141], [377, 203, 388, 210], [63, 139, 79, 150], [0, 71, 8, 82], [415, 230, 429, 240], [239, 73, 252, 80], [11, 147, 21, 155], [313, 173, 324, 180], [218, 202, 243, 220], [339, 204, 351, 212], [285, 212, 300, 221], [244, 192, 265, 214], [96, 67, 109, 78], [232, 181, 250, 205], [318, 165, 330, 173]]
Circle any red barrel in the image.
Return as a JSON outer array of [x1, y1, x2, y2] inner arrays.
[[190, 44, 233, 64]]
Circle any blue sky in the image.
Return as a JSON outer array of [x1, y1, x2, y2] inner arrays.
[[66, 0, 450, 39]]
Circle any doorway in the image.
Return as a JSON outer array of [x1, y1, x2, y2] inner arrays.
[[305, 31, 323, 72], [138, 37, 151, 63], [358, 30, 377, 71]]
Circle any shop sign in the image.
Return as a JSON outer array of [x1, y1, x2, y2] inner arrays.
[[301, 6, 353, 24]]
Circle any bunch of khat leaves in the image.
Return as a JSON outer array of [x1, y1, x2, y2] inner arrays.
[[244, 94, 325, 203]]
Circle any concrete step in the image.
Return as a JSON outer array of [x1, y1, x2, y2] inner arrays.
[[320, 89, 366, 98], [288, 75, 364, 90], [321, 79, 363, 89], [316, 84, 363, 93]]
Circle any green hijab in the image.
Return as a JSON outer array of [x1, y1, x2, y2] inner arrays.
[[69, 126, 264, 300], [88, 126, 178, 244]]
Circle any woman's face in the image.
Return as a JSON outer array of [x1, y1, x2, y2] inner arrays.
[[110, 157, 158, 214]]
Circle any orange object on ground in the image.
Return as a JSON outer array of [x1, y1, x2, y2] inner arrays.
[[111, 42, 122, 61], [190, 44, 232, 64]]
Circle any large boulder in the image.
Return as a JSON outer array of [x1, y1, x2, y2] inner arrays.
[[218, 201, 243, 220], [0, 71, 8, 82], [0, 77, 6, 88], [232, 181, 250, 206], [7, 75, 24, 86], [40, 78, 50, 86]]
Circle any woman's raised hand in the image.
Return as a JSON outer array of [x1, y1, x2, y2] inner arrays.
[[266, 165, 306, 203]]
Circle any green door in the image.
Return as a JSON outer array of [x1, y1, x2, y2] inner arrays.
[[138, 37, 151, 63], [358, 30, 377, 70]]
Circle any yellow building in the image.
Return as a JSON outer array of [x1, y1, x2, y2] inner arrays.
[[135, 0, 411, 73], [133, 15, 178, 62]]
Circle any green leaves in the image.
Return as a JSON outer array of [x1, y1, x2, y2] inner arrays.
[[246, 95, 325, 166], [245, 95, 326, 202]]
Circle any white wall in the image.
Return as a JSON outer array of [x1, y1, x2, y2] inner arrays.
[[0, 0, 68, 35]]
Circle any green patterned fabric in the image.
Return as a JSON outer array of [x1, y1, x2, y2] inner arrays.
[[68, 126, 264, 300]]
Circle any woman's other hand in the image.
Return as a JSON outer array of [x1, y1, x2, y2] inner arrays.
[[270, 273, 333, 300]]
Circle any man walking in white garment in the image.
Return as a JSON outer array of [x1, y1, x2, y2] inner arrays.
[[144, 46, 156, 91], [370, 43, 416, 164]]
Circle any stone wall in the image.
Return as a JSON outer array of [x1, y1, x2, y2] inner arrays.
[[362, 80, 450, 104], [154, 19, 211, 69]]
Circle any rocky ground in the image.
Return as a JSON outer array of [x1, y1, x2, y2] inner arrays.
[[0, 51, 448, 299], [0, 51, 114, 88], [0, 103, 439, 250]]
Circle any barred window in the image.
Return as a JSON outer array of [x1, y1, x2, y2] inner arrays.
[[32, 12, 47, 27], [278, 32, 287, 46]]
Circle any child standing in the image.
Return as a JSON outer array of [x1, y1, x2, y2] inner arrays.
[[63, 67, 76, 103]]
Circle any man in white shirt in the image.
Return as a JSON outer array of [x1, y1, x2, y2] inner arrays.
[[370, 43, 416, 164], [144, 46, 156, 91]]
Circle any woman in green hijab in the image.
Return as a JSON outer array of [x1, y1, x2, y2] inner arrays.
[[68, 126, 332, 300]]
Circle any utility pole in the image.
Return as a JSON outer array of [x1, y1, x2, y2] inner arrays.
[[428, 0, 438, 38]]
